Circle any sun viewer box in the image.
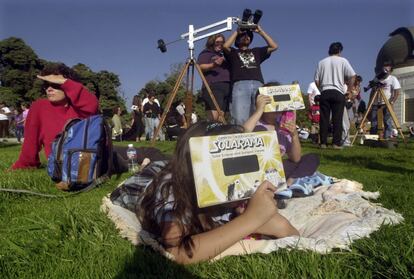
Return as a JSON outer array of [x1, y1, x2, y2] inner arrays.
[[259, 84, 305, 112], [189, 131, 286, 208]]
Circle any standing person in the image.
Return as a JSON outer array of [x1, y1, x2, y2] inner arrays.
[[11, 63, 99, 170], [308, 95, 321, 144], [223, 25, 278, 125], [307, 81, 321, 106], [369, 62, 401, 139], [124, 95, 145, 142], [197, 33, 231, 121], [142, 90, 161, 140], [21, 103, 30, 126], [14, 107, 25, 143], [356, 99, 366, 128], [0, 102, 11, 141], [314, 42, 356, 149], [143, 94, 161, 140], [138, 121, 298, 264], [112, 107, 123, 141]]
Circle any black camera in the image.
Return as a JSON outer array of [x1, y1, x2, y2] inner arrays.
[[238, 9, 263, 31], [363, 68, 389, 92]]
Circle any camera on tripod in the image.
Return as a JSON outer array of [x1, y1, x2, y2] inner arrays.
[[363, 68, 389, 92], [236, 9, 263, 31]]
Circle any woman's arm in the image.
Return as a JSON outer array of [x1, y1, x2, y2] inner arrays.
[[281, 119, 301, 163], [37, 75, 99, 117], [163, 181, 278, 264], [223, 30, 238, 53], [199, 56, 225, 72]]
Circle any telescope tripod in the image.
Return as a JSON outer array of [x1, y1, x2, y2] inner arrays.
[[351, 87, 406, 145], [151, 57, 226, 145]]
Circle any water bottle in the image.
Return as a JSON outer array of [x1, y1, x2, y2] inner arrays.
[[126, 144, 138, 173]]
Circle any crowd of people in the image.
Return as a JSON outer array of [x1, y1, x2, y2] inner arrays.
[[2, 21, 410, 265]]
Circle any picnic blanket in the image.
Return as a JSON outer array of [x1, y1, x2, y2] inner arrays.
[[101, 179, 403, 261]]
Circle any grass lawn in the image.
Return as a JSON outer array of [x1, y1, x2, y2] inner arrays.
[[1, 139, 413, 278]]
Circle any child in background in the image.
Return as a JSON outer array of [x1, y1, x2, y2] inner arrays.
[[308, 95, 321, 144], [244, 82, 332, 198], [138, 121, 298, 264]]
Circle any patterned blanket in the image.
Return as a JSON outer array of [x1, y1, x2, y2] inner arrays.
[[101, 179, 403, 261]]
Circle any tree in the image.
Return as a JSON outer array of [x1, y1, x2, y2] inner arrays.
[[0, 87, 22, 107]]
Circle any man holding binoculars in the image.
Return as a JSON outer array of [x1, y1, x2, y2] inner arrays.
[[223, 9, 278, 125]]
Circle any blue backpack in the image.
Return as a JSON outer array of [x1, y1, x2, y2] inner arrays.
[[47, 115, 113, 191]]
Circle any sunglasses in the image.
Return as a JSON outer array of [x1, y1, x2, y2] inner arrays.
[[215, 40, 224, 44], [42, 82, 62, 91]]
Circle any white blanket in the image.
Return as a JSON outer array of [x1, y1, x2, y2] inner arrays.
[[101, 179, 403, 261]]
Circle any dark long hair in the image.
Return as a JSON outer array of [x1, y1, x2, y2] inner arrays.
[[138, 121, 244, 258]]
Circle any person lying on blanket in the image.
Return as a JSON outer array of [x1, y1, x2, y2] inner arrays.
[[243, 82, 326, 198], [137, 121, 299, 264]]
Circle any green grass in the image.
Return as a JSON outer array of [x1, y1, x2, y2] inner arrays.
[[1, 140, 413, 278]]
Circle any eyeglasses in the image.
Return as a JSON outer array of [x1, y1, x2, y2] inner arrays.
[[42, 82, 62, 91]]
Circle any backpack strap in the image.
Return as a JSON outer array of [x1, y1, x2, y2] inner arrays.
[[103, 118, 114, 177]]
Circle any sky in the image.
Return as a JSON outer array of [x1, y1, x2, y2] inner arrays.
[[1, 0, 413, 105]]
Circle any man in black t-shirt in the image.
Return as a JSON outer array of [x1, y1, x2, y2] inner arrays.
[[223, 25, 278, 125]]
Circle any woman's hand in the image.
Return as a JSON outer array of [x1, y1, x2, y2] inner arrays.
[[280, 121, 298, 137], [37, 74, 67, 85], [256, 94, 271, 112], [243, 181, 278, 224], [213, 56, 225, 66]]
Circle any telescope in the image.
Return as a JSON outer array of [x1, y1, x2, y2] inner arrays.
[[363, 69, 389, 92], [157, 9, 263, 53]]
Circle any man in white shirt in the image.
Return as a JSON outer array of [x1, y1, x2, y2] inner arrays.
[[307, 81, 321, 106], [0, 102, 11, 140], [314, 42, 356, 149], [369, 62, 401, 139]]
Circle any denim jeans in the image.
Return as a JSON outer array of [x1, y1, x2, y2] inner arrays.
[[230, 80, 263, 125], [15, 126, 24, 142], [341, 108, 350, 145], [370, 105, 393, 139]]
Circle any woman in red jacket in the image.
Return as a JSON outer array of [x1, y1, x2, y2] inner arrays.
[[12, 63, 99, 170]]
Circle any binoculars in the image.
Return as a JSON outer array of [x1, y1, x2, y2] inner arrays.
[[238, 9, 263, 30]]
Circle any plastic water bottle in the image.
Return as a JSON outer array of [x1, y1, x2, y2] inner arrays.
[[126, 144, 138, 173]]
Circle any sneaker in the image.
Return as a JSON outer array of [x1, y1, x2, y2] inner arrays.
[[275, 189, 293, 199], [320, 144, 327, 149], [332, 144, 343, 150]]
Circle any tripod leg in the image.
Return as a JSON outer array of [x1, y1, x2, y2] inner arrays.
[[351, 90, 378, 145], [379, 89, 407, 145], [184, 63, 195, 126], [194, 63, 226, 124], [151, 61, 190, 145]]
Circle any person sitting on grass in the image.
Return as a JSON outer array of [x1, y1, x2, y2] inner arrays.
[[243, 83, 330, 197], [11, 63, 99, 170], [138, 121, 298, 264]]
